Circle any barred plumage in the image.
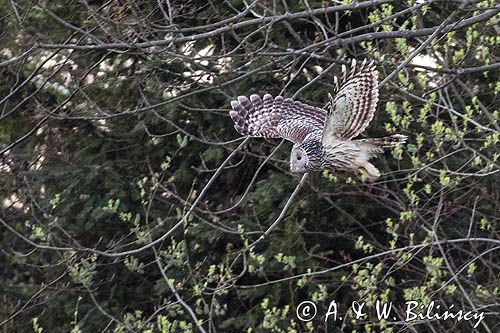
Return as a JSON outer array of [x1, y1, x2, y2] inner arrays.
[[229, 59, 407, 181], [230, 94, 325, 143], [323, 59, 379, 143]]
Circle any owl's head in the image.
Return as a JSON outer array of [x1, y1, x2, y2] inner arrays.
[[290, 140, 324, 173], [290, 145, 308, 173]]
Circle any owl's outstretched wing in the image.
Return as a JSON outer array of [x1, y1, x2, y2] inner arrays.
[[230, 94, 326, 143], [322, 59, 379, 146]]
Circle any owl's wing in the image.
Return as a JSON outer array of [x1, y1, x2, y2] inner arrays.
[[321, 59, 379, 146], [230, 94, 326, 143]]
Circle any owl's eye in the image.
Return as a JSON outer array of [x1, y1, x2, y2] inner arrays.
[[297, 155, 302, 161]]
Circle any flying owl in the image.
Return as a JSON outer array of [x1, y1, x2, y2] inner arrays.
[[229, 59, 407, 181]]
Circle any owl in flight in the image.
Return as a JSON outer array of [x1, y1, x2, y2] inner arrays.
[[229, 59, 407, 181]]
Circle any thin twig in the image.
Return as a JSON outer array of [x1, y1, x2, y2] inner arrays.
[[243, 173, 309, 252]]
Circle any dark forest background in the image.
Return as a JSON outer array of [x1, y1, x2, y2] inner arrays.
[[1, 0, 499, 332]]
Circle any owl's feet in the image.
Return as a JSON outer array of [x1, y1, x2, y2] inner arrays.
[[359, 162, 381, 182]]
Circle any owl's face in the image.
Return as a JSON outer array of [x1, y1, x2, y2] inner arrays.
[[290, 146, 308, 173]]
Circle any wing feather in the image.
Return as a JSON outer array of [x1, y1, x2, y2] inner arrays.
[[230, 94, 325, 143], [322, 59, 379, 145]]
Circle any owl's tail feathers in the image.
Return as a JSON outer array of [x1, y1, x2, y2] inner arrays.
[[359, 134, 408, 148], [356, 134, 407, 160]]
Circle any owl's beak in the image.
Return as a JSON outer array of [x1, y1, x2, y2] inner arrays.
[[291, 165, 304, 173]]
